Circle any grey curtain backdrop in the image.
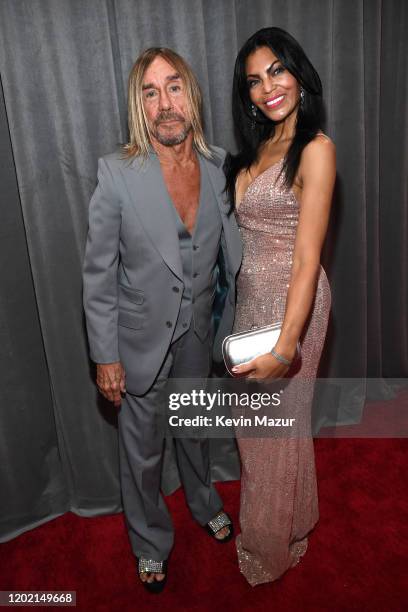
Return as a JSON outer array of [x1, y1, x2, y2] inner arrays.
[[0, 0, 407, 541]]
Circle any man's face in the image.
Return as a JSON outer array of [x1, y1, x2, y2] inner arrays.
[[142, 56, 192, 147]]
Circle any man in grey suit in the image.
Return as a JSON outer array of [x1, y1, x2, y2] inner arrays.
[[83, 47, 242, 593]]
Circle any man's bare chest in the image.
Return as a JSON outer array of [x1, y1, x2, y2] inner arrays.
[[162, 165, 201, 234]]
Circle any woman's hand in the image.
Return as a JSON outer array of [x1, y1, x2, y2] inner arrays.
[[231, 352, 290, 380]]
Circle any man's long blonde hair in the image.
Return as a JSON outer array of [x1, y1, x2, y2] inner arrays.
[[123, 47, 211, 159]]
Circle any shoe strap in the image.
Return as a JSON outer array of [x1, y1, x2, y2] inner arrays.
[[139, 558, 165, 574], [207, 511, 231, 534]]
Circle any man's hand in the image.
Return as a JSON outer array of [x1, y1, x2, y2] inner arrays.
[[96, 362, 126, 407]]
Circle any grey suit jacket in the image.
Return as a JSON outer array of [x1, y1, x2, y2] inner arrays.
[[82, 145, 242, 395]]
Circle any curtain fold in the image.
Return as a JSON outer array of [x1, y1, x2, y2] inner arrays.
[[0, 0, 406, 541], [0, 76, 68, 539]]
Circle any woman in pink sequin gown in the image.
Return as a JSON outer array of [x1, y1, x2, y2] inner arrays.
[[224, 28, 335, 585]]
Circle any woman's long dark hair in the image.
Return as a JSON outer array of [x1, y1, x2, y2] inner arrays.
[[224, 27, 324, 209]]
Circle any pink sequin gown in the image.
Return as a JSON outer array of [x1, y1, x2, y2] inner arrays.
[[233, 158, 331, 586]]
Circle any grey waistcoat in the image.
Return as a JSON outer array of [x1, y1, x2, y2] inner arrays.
[[168, 156, 222, 343]]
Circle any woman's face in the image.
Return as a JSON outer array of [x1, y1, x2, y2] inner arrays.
[[245, 46, 301, 122]]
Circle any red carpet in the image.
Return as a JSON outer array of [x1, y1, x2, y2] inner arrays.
[[1, 438, 407, 612]]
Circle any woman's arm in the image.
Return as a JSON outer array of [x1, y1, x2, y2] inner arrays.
[[274, 136, 336, 357], [233, 136, 336, 379]]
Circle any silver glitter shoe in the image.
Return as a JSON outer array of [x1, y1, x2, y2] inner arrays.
[[205, 510, 234, 543], [138, 557, 168, 594]]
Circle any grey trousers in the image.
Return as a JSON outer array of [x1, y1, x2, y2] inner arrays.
[[118, 326, 223, 561]]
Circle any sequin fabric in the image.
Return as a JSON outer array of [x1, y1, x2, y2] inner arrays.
[[233, 159, 331, 586]]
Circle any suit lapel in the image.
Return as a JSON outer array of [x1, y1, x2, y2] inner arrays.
[[120, 154, 183, 281], [202, 153, 242, 275]]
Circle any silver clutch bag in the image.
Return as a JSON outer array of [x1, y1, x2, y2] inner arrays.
[[222, 322, 301, 376]]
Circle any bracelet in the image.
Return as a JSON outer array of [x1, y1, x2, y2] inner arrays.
[[271, 346, 292, 366]]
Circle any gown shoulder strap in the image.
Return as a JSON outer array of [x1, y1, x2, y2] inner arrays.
[[315, 132, 332, 142]]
